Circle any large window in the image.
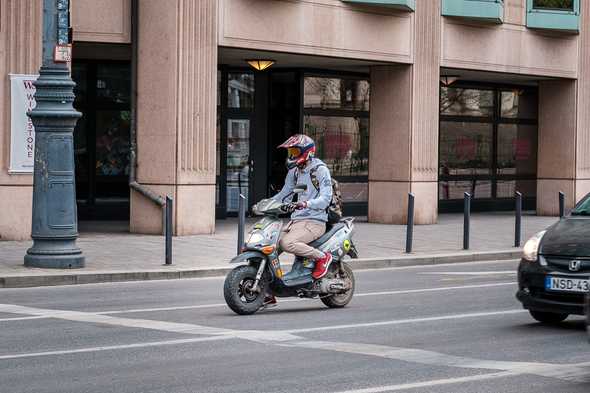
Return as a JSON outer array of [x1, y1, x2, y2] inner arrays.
[[439, 86, 538, 211], [532, 0, 574, 10], [303, 75, 370, 204], [526, 0, 579, 32]]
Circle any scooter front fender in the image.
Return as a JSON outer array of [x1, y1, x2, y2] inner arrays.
[[229, 251, 267, 265]]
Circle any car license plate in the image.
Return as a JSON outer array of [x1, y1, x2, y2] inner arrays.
[[545, 276, 590, 293]]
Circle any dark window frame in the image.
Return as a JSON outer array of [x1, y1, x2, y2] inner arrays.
[[217, 66, 256, 218], [439, 82, 539, 212], [301, 71, 370, 210]]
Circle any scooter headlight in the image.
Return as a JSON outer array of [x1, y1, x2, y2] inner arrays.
[[523, 230, 546, 262], [247, 233, 265, 245]]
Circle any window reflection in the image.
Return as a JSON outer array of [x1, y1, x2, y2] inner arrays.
[[226, 119, 250, 212], [95, 110, 130, 177], [532, 0, 574, 11], [497, 124, 538, 176], [96, 64, 130, 105], [440, 88, 494, 117], [228, 73, 254, 109], [439, 180, 492, 200], [304, 116, 369, 177], [303, 75, 370, 205], [304, 77, 370, 111], [496, 180, 537, 199], [500, 91, 538, 119], [339, 182, 368, 202], [439, 122, 493, 176]]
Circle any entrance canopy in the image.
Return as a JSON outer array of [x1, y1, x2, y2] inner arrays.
[[219, 47, 388, 72]]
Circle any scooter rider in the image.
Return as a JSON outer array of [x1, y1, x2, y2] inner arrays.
[[272, 134, 334, 280]]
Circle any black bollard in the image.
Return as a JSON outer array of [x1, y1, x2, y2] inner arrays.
[[559, 191, 565, 218], [165, 196, 173, 265], [515, 191, 522, 248], [237, 194, 246, 255], [463, 192, 471, 250], [405, 193, 415, 253]]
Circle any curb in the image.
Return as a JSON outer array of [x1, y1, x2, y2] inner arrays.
[[0, 250, 522, 289]]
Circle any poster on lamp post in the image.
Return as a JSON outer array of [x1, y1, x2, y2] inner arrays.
[[9, 74, 38, 174]]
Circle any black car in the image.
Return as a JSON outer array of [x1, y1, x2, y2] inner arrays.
[[517, 196, 590, 323]]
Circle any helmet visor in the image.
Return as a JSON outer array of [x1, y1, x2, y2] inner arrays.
[[287, 147, 302, 160]]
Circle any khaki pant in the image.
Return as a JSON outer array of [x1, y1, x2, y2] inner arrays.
[[279, 220, 326, 260]]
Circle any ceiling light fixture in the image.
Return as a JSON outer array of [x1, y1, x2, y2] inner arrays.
[[440, 75, 460, 86], [246, 59, 275, 71]]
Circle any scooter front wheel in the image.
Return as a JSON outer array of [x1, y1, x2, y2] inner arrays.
[[224, 265, 266, 315]]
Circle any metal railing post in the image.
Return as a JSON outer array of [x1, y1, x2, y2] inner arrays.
[[515, 191, 522, 248], [165, 196, 173, 265], [405, 193, 415, 253], [559, 191, 565, 218], [237, 194, 246, 255], [463, 192, 471, 250]]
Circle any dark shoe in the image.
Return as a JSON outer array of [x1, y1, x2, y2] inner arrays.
[[312, 253, 333, 280], [263, 295, 278, 308]]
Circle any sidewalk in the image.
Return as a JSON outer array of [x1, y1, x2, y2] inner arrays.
[[0, 213, 557, 287]]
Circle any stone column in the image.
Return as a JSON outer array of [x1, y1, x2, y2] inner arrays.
[[131, 0, 217, 235], [368, 0, 440, 224], [0, 1, 42, 240], [537, 2, 590, 215]]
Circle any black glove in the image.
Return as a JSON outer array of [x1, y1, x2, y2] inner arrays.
[[282, 203, 297, 213], [282, 201, 307, 213]]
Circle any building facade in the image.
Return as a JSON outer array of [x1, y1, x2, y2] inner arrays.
[[1, 0, 589, 240]]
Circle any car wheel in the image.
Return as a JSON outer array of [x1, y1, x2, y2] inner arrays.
[[529, 310, 568, 324]]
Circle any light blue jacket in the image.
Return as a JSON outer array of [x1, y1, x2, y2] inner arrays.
[[272, 158, 333, 222]]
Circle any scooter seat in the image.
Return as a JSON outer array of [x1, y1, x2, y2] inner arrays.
[[308, 222, 346, 248]]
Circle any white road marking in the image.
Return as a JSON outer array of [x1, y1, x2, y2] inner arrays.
[[0, 304, 234, 336], [419, 271, 516, 276], [354, 259, 518, 273], [1, 302, 589, 384], [285, 309, 526, 334], [0, 282, 516, 322], [355, 282, 515, 297], [331, 371, 518, 393], [282, 340, 590, 383], [0, 316, 46, 322], [0, 336, 232, 361]]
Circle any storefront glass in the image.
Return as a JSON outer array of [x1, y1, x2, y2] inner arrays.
[[439, 85, 538, 211], [72, 60, 131, 219], [303, 75, 370, 205]]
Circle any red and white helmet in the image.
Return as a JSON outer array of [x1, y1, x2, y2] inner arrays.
[[278, 134, 316, 169]]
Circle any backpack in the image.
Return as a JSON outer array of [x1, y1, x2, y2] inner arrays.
[[307, 165, 343, 224]]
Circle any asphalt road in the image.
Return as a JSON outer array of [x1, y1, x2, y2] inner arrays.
[[0, 260, 589, 393]]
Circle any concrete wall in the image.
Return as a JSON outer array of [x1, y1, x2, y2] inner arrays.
[[72, 0, 131, 43], [537, 0, 590, 215], [0, 0, 42, 240], [132, 0, 217, 235], [368, 0, 440, 225], [441, 0, 578, 78], [218, 0, 413, 64]]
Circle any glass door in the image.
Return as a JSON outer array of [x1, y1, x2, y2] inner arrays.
[[217, 70, 255, 217], [72, 60, 131, 220], [226, 118, 251, 212]]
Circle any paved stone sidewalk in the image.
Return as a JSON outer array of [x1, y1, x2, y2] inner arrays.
[[0, 212, 557, 279]]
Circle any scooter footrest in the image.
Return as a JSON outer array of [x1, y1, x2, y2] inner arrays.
[[282, 275, 313, 287]]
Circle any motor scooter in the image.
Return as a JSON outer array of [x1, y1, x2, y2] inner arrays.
[[223, 184, 358, 315]]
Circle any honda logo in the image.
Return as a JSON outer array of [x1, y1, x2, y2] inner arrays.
[[569, 260, 582, 272]]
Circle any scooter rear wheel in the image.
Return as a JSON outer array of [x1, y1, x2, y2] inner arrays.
[[224, 265, 266, 315], [321, 262, 355, 308]]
